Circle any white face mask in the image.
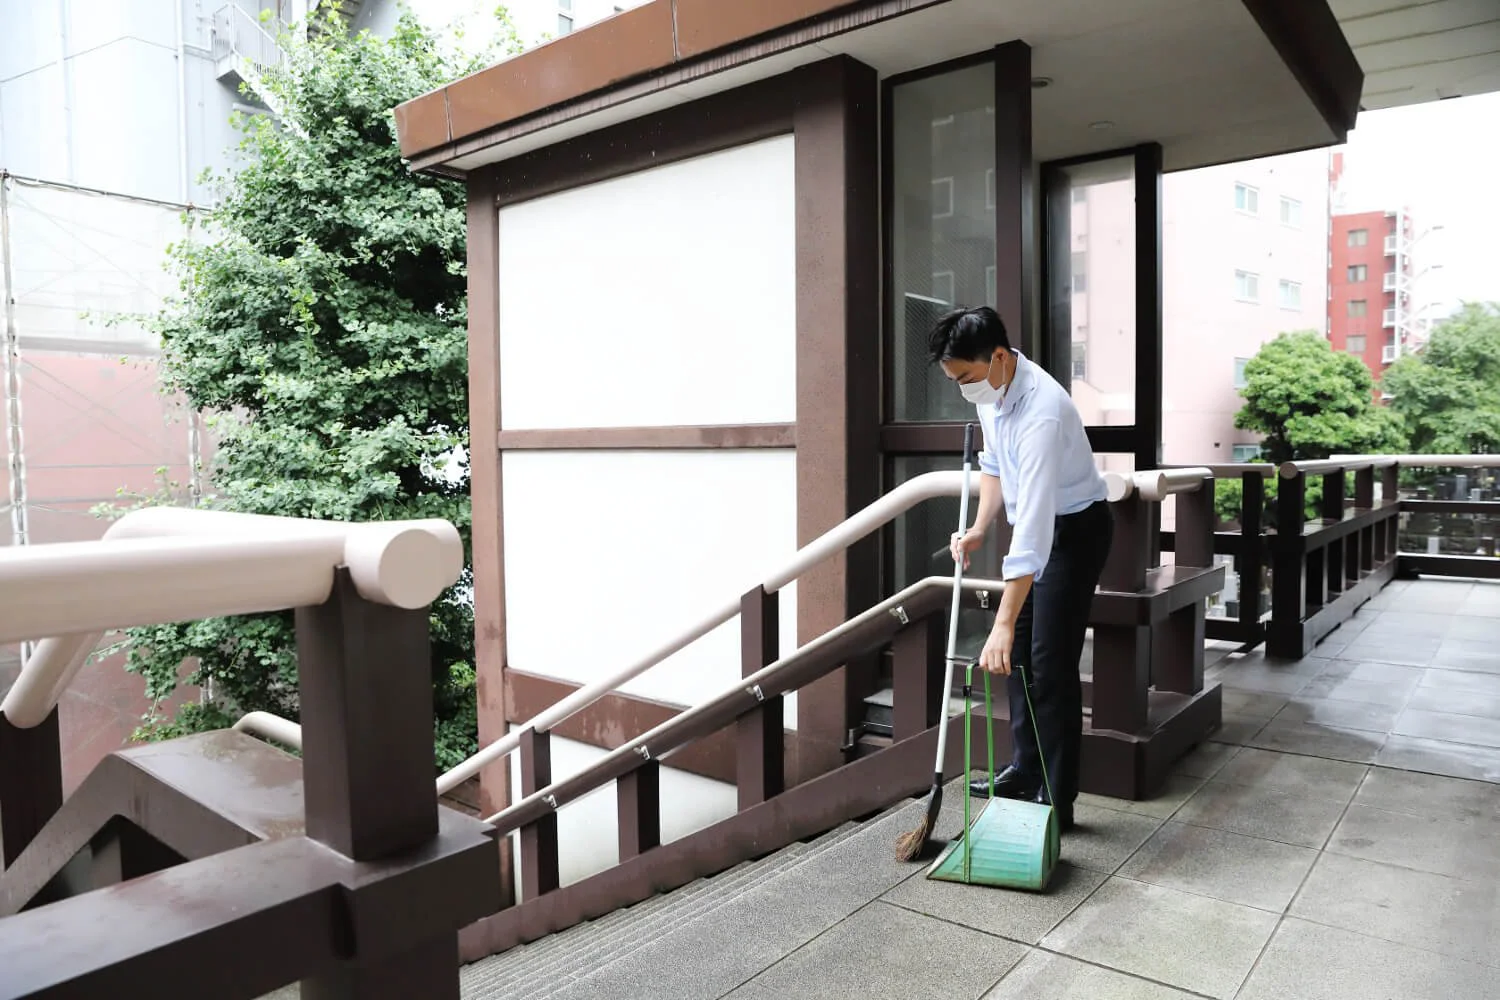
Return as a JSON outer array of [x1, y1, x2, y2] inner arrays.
[[959, 354, 1006, 406]]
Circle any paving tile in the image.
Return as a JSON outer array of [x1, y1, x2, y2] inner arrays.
[[1207, 713, 1266, 746], [1040, 878, 1277, 999], [1272, 695, 1400, 732], [980, 951, 1198, 1000], [1338, 636, 1441, 667], [1423, 667, 1500, 699], [1458, 589, 1500, 619], [720, 984, 795, 1000], [1060, 803, 1163, 874], [1290, 852, 1500, 969], [882, 860, 1104, 945], [1173, 778, 1353, 849], [1431, 638, 1500, 674], [1236, 917, 1500, 1000], [1217, 689, 1289, 720], [1376, 734, 1500, 784], [1118, 821, 1317, 912], [1353, 766, 1500, 822], [1171, 740, 1242, 780], [1213, 746, 1369, 796], [1395, 707, 1500, 749], [1354, 610, 1455, 637], [1448, 614, 1500, 640], [1296, 659, 1423, 708], [751, 902, 1025, 1000], [1327, 803, 1500, 883], [1247, 720, 1388, 763], [1213, 661, 1322, 696], [1078, 772, 1207, 820], [1404, 682, 1500, 720]]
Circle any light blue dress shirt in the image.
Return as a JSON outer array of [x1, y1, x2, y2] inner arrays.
[[975, 351, 1109, 582]]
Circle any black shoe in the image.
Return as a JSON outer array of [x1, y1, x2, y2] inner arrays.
[[967, 765, 1040, 800]]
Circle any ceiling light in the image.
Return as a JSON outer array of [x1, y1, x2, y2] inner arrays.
[[1088, 120, 1114, 130]]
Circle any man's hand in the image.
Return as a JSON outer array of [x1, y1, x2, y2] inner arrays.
[[950, 528, 987, 569], [979, 622, 1014, 675]]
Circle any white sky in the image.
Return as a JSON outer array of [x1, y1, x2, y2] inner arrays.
[[1334, 90, 1500, 317]]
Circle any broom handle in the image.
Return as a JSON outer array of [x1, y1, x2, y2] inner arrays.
[[932, 422, 977, 769]]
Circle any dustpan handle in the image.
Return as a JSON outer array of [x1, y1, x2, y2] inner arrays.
[[1018, 664, 1055, 808]]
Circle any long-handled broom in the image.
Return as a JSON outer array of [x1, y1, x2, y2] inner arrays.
[[895, 421, 978, 862]]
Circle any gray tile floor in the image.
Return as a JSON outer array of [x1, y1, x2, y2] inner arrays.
[[460, 579, 1500, 1000]]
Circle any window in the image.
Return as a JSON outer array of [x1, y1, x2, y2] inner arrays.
[[1233, 357, 1250, 389], [1348, 228, 1369, 247], [557, 12, 573, 32], [1234, 270, 1259, 302], [1347, 264, 1367, 283], [1071, 342, 1087, 381], [931, 271, 955, 305], [985, 168, 995, 210], [1348, 299, 1368, 318], [1234, 183, 1259, 214], [1232, 444, 1263, 463], [1071, 187, 1087, 205], [1279, 279, 1302, 310], [1280, 196, 1302, 227], [1346, 335, 1366, 354], [1071, 251, 1087, 294], [931, 177, 954, 218]]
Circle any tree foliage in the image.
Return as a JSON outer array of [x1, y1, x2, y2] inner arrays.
[[1233, 330, 1406, 466], [99, 9, 518, 770], [1382, 302, 1500, 456]]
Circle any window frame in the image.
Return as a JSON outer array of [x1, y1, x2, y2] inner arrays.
[[1234, 269, 1260, 303]]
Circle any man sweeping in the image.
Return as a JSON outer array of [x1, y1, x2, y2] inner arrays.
[[931, 306, 1113, 833]]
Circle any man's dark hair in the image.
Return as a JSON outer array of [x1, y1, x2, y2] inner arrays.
[[926, 306, 1012, 365]]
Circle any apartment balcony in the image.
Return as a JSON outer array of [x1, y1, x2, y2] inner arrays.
[[1382, 343, 1398, 364], [1384, 234, 1399, 255], [1383, 308, 1397, 328], [1383, 271, 1399, 292]]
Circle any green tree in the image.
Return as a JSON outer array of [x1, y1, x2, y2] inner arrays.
[[1382, 302, 1500, 456], [1234, 330, 1405, 466], [98, 9, 518, 770], [1214, 331, 1405, 526]]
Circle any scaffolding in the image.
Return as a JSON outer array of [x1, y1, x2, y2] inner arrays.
[[0, 171, 209, 671]]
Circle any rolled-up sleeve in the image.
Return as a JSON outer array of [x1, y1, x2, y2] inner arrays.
[[1003, 416, 1062, 581], [977, 411, 1002, 478]]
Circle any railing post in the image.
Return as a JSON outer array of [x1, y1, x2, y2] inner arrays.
[[1239, 473, 1265, 644], [1322, 469, 1346, 596], [891, 613, 945, 741], [0, 707, 62, 870], [1383, 464, 1401, 560], [617, 761, 661, 861], [737, 586, 784, 811], [294, 567, 462, 999], [1094, 495, 1151, 733], [517, 727, 560, 900], [1156, 475, 1213, 695], [1174, 476, 1216, 569], [1268, 471, 1307, 658], [1100, 494, 1150, 593], [1355, 467, 1376, 572]]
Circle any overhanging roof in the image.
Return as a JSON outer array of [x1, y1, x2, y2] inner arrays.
[[1331, 0, 1500, 110], [395, 0, 1364, 178]]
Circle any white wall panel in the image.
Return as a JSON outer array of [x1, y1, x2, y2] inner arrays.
[[502, 450, 799, 723], [497, 135, 797, 430], [505, 730, 738, 894]]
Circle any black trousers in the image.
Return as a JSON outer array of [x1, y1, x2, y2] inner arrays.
[[1007, 499, 1113, 809]]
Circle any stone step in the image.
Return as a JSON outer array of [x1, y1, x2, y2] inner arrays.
[[464, 819, 875, 1000]]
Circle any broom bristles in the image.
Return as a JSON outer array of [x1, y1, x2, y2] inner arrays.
[[893, 787, 942, 862]]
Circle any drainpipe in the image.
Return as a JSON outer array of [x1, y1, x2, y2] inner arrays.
[[1, 173, 33, 664]]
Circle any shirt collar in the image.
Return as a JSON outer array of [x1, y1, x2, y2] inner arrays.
[[997, 350, 1034, 416]]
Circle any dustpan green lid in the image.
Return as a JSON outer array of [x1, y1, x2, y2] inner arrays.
[[925, 797, 1059, 891]]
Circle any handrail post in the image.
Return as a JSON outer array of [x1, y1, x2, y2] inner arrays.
[[1239, 472, 1266, 645], [1382, 463, 1401, 561], [1100, 493, 1149, 594], [1156, 475, 1214, 695], [0, 707, 62, 870], [737, 586, 784, 811], [1355, 467, 1376, 573], [1268, 470, 1308, 658], [1321, 468, 1347, 598], [891, 613, 945, 741], [294, 567, 468, 996], [517, 727, 559, 900], [1093, 495, 1152, 734], [617, 762, 661, 862], [1174, 475, 1216, 570]]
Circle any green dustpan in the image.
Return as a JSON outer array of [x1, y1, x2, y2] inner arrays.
[[926, 662, 1060, 892]]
